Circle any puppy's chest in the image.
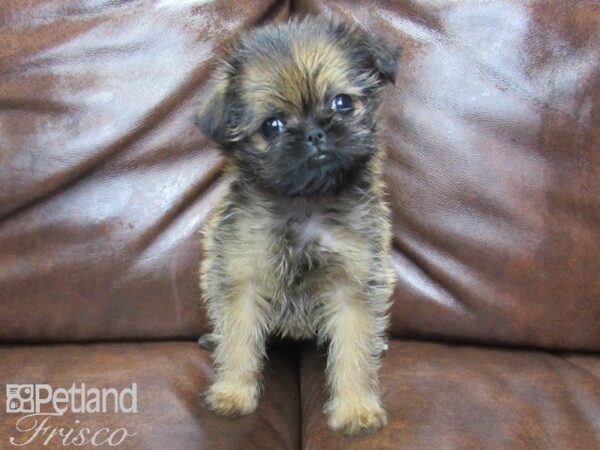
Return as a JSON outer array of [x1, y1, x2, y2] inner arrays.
[[269, 204, 354, 269], [235, 200, 368, 286], [284, 208, 336, 253]]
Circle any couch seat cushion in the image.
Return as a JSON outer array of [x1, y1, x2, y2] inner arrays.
[[0, 341, 300, 450], [301, 340, 600, 449]]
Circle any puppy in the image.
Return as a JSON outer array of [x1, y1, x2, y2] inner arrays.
[[196, 17, 398, 436]]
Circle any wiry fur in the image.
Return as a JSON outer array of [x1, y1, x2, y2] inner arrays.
[[197, 17, 399, 435]]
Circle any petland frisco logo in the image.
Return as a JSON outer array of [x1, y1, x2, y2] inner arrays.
[[6, 384, 137, 447]]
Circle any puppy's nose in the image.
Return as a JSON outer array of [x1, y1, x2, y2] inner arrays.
[[305, 128, 326, 147]]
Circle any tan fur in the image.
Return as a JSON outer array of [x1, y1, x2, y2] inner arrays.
[[197, 17, 398, 436], [242, 38, 362, 123], [201, 153, 395, 434]]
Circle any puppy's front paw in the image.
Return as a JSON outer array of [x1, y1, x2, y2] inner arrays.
[[197, 333, 218, 352], [203, 381, 259, 417], [327, 398, 388, 436]]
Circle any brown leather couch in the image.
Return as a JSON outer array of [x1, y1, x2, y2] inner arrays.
[[1, 1, 599, 449]]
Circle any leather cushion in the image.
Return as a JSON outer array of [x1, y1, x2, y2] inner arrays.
[[0, 0, 289, 342], [300, 339, 600, 449], [2, 0, 599, 350], [297, 0, 600, 350], [0, 341, 300, 450]]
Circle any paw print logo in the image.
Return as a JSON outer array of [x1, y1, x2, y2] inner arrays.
[[6, 385, 35, 413]]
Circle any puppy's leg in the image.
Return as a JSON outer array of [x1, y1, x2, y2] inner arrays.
[[204, 283, 270, 416], [320, 285, 387, 436]]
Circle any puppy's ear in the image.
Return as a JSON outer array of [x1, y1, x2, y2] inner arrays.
[[365, 34, 401, 84], [195, 72, 238, 147], [327, 18, 400, 85], [367, 35, 401, 84]]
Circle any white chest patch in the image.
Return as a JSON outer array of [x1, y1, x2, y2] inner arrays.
[[288, 212, 344, 255], [296, 215, 326, 246]]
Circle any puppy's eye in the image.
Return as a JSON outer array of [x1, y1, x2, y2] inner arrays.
[[331, 94, 354, 115], [261, 117, 287, 138]]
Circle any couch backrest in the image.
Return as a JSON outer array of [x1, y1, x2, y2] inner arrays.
[[1, 0, 598, 350]]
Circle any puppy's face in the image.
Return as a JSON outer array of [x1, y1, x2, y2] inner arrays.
[[198, 18, 399, 197]]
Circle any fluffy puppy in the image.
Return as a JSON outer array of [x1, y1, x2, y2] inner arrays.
[[196, 16, 398, 436]]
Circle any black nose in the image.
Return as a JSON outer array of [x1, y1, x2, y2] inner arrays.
[[305, 128, 326, 147]]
